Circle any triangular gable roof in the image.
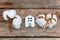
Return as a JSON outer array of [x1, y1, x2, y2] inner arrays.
[[25, 15, 34, 18]]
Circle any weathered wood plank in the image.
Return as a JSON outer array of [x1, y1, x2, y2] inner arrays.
[[0, 38, 60, 40], [0, 9, 60, 37], [0, 0, 60, 8]]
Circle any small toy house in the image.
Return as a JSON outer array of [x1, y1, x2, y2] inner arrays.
[[25, 15, 35, 27]]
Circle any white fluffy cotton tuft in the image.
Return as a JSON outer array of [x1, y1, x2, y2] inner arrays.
[[36, 13, 57, 29], [8, 10, 17, 18], [46, 13, 57, 29], [2, 10, 9, 20], [2, 10, 17, 20], [12, 15, 22, 29], [36, 14, 46, 28]]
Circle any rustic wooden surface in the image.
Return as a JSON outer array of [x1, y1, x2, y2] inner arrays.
[[0, 38, 60, 40], [0, 0, 60, 38], [0, 9, 60, 37], [0, 0, 60, 8]]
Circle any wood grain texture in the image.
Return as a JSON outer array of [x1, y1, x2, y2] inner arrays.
[[0, 38, 60, 40], [0, 0, 60, 8], [0, 9, 60, 37]]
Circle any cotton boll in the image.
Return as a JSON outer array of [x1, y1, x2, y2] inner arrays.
[[12, 15, 22, 29], [8, 10, 17, 19], [36, 13, 57, 29], [46, 13, 57, 29], [2, 10, 17, 20], [46, 13, 57, 22], [36, 14, 46, 28]]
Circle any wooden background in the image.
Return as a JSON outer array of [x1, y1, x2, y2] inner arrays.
[[0, 0, 60, 40], [0, 0, 60, 8]]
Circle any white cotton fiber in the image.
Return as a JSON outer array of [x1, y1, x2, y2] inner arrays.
[[36, 13, 57, 29], [2, 10, 17, 20], [12, 15, 22, 29], [2, 10, 9, 20], [36, 14, 46, 28]]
